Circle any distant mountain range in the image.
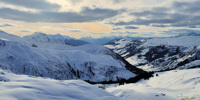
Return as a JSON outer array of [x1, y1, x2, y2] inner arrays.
[[48, 34, 89, 46], [49, 32, 200, 45], [79, 36, 153, 45], [48, 34, 152, 45]]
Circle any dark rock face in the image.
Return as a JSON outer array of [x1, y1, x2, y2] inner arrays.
[[0, 40, 6, 46]]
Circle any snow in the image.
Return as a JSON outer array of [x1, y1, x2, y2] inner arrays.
[[105, 36, 200, 71], [126, 55, 147, 66], [178, 60, 200, 69], [0, 69, 120, 100], [104, 38, 132, 50], [0, 30, 23, 42], [0, 31, 135, 82], [106, 69, 200, 100], [126, 49, 149, 66]]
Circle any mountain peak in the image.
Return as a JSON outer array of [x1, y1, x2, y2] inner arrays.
[[23, 32, 61, 44], [32, 32, 48, 37]]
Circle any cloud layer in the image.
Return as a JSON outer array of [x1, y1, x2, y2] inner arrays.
[[0, 7, 121, 23], [0, 0, 60, 10], [0, 0, 199, 38], [0, 24, 13, 27], [109, 0, 200, 28]]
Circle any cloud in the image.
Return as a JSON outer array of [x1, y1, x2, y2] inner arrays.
[[188, 26, 198, 28], [90, 32, 105, 34], [125, 31, 138, 34], [68, 30, 82, 32], [172, 1, 200, 13], [151, 24, 169, 27], [124, 26, 139, 29], [113, 0, 124, 3], [0, 24, 13, 27], [70, 0, 83, 4], [0, 0, 60, 10], [108, 0, 200, 28], [0, 7, 121, 23], [112, 27, 121, 30], [19, 30, 31, 32], [110, 31, 138, 35]]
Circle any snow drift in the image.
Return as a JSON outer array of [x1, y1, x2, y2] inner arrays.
[[0, 69, 120, 100]]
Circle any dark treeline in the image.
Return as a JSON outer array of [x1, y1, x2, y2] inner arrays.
[[85, 72, 154, 85]]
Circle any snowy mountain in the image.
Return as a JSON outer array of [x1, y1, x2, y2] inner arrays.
[[48, 34, 89, 46], [24, 32, 63, 45], [0, 31, 145, 82], [0, 69, 120, 100], [104, 36, 200, 72], [79, 37, 116, 45], [106, 68, 200, 100]]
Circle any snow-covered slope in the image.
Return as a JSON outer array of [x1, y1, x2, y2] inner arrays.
[[106, 68, 200, 100], [0, 30, 23, 42], [0, 69, 120, 100], [0, 31, 141, 82], [104, 36, 200, 72]]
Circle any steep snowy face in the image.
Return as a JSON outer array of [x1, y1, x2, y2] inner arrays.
[[0, 69, 120, 100], [104, 36, 200, 72], [0, 31, 137, 82]]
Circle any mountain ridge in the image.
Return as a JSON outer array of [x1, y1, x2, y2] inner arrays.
[[104, 35, 200, 72]]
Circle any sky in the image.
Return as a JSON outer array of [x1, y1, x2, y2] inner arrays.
[[0, 0, 200, 38]]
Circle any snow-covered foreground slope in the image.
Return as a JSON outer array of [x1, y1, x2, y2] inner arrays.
[[106, 68, 200, 100], [0, 31, 140, 82], [0, 69, 120, 100], [105, 36, 200, 72]]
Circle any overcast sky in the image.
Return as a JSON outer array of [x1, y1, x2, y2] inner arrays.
[[0, 0, 199, 38]]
